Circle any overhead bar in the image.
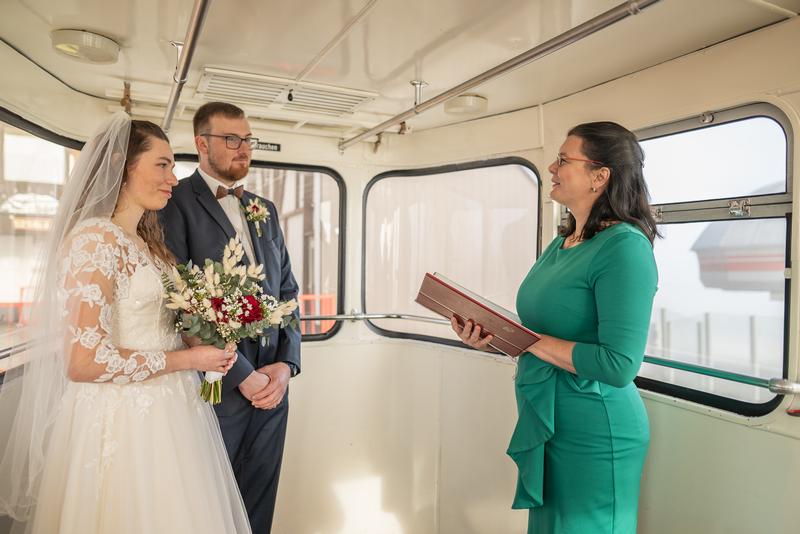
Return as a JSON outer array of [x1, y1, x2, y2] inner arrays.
[[161, 0, 212, 132], [338, 0, 661, 151]]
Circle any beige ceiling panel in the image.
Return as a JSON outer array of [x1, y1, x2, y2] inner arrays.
[[382, 0, 791, 131], [194, 0, 375, 80]]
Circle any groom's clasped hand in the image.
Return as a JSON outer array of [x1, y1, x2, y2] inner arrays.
[[238, 362, 290, 410]]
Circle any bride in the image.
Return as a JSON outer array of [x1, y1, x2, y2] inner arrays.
[[0, 113, 252, 533]]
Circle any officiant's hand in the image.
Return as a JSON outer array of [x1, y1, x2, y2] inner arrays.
[[451, 317, 494, 351], [239, 371, 271, 402], [250, 363, 290, 410]]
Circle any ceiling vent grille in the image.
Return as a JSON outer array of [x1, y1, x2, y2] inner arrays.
[[196, 67, 376, 118]]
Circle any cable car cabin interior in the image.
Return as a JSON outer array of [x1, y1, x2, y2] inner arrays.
[[1, 0, 799, 532]]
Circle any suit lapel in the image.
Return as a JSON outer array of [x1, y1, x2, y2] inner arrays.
[[189, 172, 237, 241], [241, 191, 266, 267]]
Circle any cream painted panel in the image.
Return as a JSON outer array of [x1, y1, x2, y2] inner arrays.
[[438, 351, 527, 534], [361, 106, 543, 168], [273, 337, 528, 534], [639, 397, 800, 533], [274, 339, 440, 534]]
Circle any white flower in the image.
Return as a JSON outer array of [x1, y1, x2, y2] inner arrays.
[[269, 299, 298, 325], [204, 264, 216, 287], [171, 266, 187, 291], [166, 292, 190, 310]]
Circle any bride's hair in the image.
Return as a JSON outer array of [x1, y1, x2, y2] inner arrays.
[[123, 120, 175, 264]]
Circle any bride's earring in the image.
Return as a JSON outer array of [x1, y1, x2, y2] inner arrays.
[[591, 185, 597, 193]]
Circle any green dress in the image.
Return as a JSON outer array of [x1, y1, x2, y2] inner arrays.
[[508, 223, 657, 534]]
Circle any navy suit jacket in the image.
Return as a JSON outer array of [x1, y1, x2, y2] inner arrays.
[[159, 171, 301, 416]]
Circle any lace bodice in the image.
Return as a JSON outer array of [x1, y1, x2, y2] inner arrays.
[[59, 218, 183, 384]]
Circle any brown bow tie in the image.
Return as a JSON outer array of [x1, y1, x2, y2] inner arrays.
[[215, 185, 244, 200]]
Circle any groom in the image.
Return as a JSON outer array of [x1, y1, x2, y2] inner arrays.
[[160, 102, 301, 533]]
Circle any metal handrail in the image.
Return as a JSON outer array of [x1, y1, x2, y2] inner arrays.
[[642, 355, 800, 395], [338, 0, 661, 150], [161, 0, 212, 131], [4, 313, 799, 395], [301, 313, 449, 325]]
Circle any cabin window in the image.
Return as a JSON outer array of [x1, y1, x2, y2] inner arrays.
[[636, 103, 792, 415], [643, 116, 787, 205], [363, 158, 540, 344], [175, 159, 345, 340], [0, 114, 81, 348]]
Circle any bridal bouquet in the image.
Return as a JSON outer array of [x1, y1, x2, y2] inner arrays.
[[162, 238, 298, 404]]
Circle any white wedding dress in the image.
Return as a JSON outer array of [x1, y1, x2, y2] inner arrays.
[[27, 218, 251, 534]]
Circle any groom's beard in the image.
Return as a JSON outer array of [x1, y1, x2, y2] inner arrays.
[[208, 149, 250, 182]]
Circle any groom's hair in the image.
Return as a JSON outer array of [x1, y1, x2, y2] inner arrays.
[[193, 102, 246, 136]]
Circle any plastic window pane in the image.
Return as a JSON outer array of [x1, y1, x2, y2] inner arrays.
[[641, 117, 786, 205], [364, 164, 539, 340], [642, 219, 785, 403]]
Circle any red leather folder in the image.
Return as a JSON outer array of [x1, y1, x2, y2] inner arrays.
[[415, 272, 540, 357]]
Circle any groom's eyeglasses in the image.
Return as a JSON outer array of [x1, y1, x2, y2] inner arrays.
[[200, 133, 259, 150]]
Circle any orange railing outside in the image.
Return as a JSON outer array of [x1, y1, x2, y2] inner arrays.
[[298, 294, 336, 335]]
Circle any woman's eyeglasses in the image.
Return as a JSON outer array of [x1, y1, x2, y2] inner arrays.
[[556, 154, 604, 167]]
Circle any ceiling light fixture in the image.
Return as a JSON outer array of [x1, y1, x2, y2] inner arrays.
[[50, 29, 120, 64], [443, 93, 488, 115]]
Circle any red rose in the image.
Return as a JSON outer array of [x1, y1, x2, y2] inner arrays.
[[210, 297, 228, 321], [238, 295, 263, 324]]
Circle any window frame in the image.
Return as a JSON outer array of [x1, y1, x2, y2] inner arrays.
[[174, 154, 347, 342], [0, 107, 83, 151], [634, 102, 793, 416], [361, 156, 542, 347]]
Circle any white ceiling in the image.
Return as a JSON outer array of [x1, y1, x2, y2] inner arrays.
[[0, 0, 797, 138]]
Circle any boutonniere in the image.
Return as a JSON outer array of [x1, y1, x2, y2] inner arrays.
[[242, 198, 270, 237]]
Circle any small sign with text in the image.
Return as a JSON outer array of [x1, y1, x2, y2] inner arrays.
[[255, 142, 281, 152]]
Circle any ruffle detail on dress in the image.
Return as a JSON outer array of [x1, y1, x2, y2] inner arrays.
[[506, 355, 557, 510]]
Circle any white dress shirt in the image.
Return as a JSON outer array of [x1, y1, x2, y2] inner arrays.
[[197, 168, 256, 265]]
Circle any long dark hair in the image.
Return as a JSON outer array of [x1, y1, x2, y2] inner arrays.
[[123, 120, 175, 264], [559, 121, 660, 244]]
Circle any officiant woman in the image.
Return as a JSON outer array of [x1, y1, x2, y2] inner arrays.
[[453, 121, 659, 534]]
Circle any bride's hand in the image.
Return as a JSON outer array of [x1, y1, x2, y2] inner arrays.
[[188, 344, 237, 373], [222, 343, 237, 373]]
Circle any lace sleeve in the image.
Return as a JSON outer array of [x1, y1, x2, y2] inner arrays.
[[61, 223, 169, 384]]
